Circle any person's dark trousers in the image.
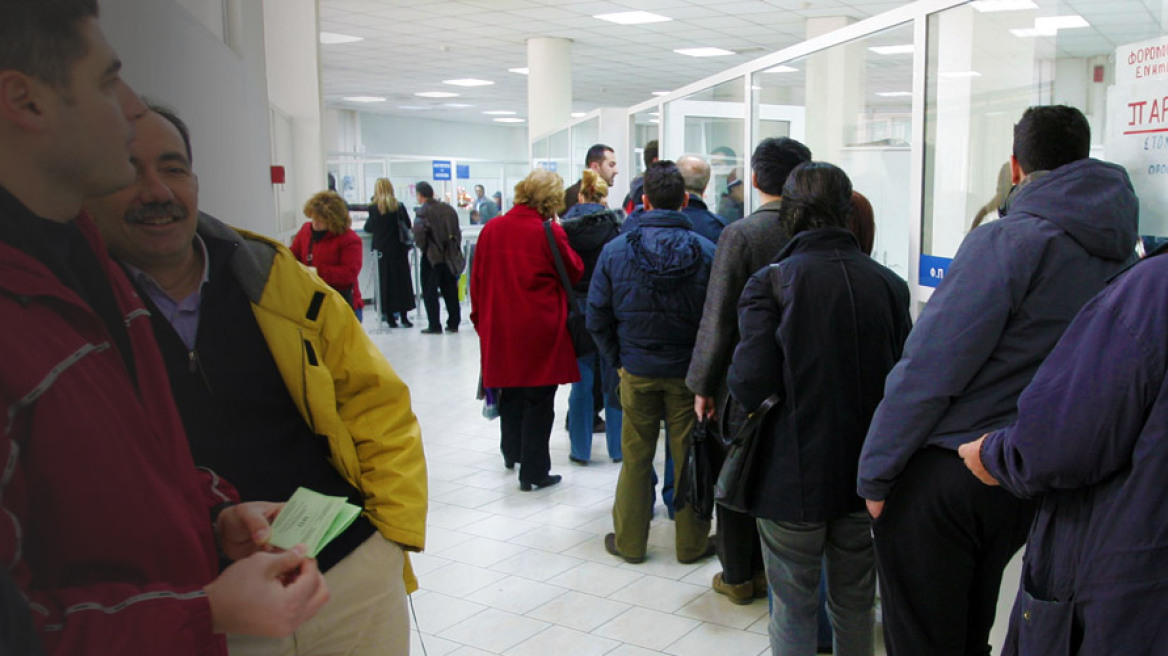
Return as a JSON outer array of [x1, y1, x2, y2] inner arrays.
[[420, 257, 461, 330], [872, 446, 1034, 656], [717, 504, 763, 584], [498, 385, 556, 485]]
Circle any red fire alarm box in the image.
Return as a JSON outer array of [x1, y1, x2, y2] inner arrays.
[[1093, 66, 1104, 83], [270, 165, 286, 185]]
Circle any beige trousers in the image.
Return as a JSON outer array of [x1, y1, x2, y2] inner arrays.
[[227, 534, 410, 656]]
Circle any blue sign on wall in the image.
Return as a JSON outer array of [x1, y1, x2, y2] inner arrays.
[[456, 164, 470, 179], [919, 254, 953, 288], [432, 160, 452, 181]]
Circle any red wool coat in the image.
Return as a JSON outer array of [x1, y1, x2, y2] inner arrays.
[[290, 222, 365, 309], [471, 204, 584, 388]]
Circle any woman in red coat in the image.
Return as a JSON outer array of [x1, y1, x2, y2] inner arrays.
[[471, 169, 584, 491], [291, 190, 364, 319]]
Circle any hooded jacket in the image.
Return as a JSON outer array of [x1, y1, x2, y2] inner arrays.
[[858, 158, 1140, 501], [980, 249, 1168, 655], [197, 216, 427, 590], [680, 194, 728, 244], [561, 202, 621, 295], [587, 209, 716, 378]]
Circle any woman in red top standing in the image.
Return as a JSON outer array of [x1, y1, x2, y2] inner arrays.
[[291, 190, 364, 320], [471, 169, 584, 491]]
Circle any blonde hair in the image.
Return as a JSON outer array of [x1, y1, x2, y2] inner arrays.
[[303, 190, 351, 234], [579, 169, 608, 204], [513, 169, 565, 218], [373, 178, 398, 214]]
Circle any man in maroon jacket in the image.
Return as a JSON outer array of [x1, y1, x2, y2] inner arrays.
[[0, 1, 327, 653]]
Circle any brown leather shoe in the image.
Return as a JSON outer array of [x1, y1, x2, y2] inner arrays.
[[604, 533, 644, 564], [712, 572, 755, 605], [753, 570, 768, 598]]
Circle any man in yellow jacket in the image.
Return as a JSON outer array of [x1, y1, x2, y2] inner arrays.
[[86, 104, 427, 656]]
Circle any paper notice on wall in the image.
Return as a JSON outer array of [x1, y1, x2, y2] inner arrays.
[[1106, 36, 1168, 240]]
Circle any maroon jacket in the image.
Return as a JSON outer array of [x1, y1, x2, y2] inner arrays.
[[470, 204, 584, 388], [0, 213, 235, 655], [290, 222, 364, 309]]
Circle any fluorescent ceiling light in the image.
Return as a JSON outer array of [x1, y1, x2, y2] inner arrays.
[[877, 91, 914, 97], [869, 44, 914, 55], [343, 96, 385, 103], [443, 103, 474, 108], [443, 78, 494, 87], [483, 110, 516, 116], [650, 119, 661, 124], [320, 31, 363, 44], [571, 112, 587, 118], [1035, 15, 1089, 31], [674, 47, 735, 58], [970, 0, 1037, 11], [508, 67, 529, 75], [397, 105, 425, 110], [415, 91, 459, 98], [651, 91, 671, 96], [593, 11, 671, 25], [763, 65, 798, 73], [494, 118, 525, 123], [940, 71, 982, 78], [649, 112, 661, 117]]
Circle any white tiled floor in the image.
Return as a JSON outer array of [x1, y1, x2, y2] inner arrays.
[[366, 308, 1019, 655]]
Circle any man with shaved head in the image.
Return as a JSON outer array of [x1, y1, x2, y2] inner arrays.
[[677, 155, 728, 243]]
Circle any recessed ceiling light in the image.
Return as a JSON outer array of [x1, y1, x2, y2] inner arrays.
[[940, 71, 982, 78], [762, 65, 798, 73], [674, 47, 735, 58], [751, 85, 762, 91], [649, 112, 661, 117], [443, 78, 495, 87], [1035, 15, 1090, 31], [970, 0, 1037, 11], [343, 96, 386, 103], [415, 91, 459, 98], [443, 103, 474, 108], [508, 67, 529, 75], [650, 119, 660, 124], [593, 11, 672, 25], [651, 91, 670, 96], [483, 110, 516, 116], [876, 91, 914, 97], [869, 44, 914, 55], [571, 112, 587, 118], [397, 105, 426, 110], [320, 32, 363, 45], [494, 118, 525, 123]]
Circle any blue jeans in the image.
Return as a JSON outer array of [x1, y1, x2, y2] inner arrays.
[[568, 352, 622, 461], [758, 512, 875, 656]]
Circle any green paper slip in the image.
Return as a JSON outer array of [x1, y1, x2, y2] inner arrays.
[[268, 487, 363, 558]]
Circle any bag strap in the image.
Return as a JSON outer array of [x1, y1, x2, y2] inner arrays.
[[724, 266, 785, 445], [543, 220, 579, 310]]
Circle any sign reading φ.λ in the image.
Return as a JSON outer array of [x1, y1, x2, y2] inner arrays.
[[432, 160, 452, 181], [919, 254, 952, 288]]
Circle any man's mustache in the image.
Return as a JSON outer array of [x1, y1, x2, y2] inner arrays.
[[124, 202, 189, 224]]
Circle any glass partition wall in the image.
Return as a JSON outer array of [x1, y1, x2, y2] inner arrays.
[[621, 0, 1165, 306]]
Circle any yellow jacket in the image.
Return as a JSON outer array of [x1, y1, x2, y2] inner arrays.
[[204, 215, 427, 591]]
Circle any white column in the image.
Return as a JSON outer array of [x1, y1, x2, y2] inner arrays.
[[527, 37, 572, 142]]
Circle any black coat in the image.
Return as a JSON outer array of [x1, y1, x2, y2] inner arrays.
[[728, 228, 911, 522], [364, 203, 416, 313]]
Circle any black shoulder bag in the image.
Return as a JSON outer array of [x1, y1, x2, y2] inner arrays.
[[543, 220, 595, 357]]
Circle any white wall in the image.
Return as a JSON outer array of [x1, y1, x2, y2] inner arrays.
[[351, 113, 528, 162], [100, 0, 277, 235]]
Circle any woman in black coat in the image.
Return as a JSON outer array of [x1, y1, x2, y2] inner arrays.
[[365, 177, 416, 326]]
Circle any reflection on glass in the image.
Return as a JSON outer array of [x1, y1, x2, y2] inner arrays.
[[571, 118, 600, 178], [666, 79, 745, 221], [752, 21, 915, 278], [923, 0, 1167, 262], [630, 108, 660, 185]]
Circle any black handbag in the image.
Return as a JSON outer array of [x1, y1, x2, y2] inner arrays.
[[675, 418, 719, 521], [544, 220, 596, 357], [713, 394, 781, 514]]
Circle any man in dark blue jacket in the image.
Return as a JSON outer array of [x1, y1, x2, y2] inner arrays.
[[958, 247, 1168, 656], [857, 105, 1139, 655], [677, 155, 728, 244], [588, 161, 717, 565]]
